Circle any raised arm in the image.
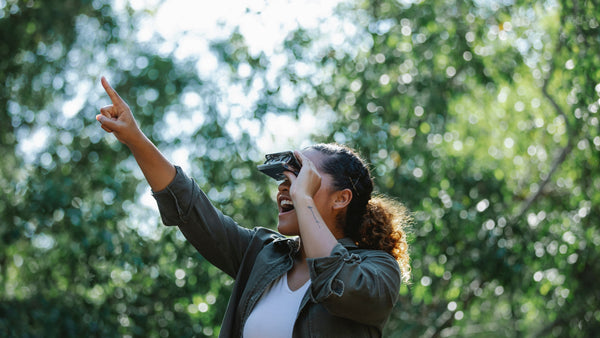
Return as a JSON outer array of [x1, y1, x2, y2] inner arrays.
[[96, 76, 175, 191], [283, 151, 339, 258]]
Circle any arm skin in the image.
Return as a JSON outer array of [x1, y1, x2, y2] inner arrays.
[[295, 195, 339, 258], [97, 76, 336, 260], [283, 151, 339, 259], [96, 76, 175, 191]]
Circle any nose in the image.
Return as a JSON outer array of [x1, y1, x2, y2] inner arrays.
[[278, 179, 290, 192]]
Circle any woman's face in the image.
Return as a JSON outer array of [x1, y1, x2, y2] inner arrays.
[[276, 149, 342, 237]]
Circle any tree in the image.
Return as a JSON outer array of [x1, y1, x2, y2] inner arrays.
[[256, 0, 599, 336], [0, 1, 274, 336], [1, 0, 598, 336]]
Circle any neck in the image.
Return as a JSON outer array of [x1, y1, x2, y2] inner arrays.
[[298, 237, 308, 261], [297, 235, 341, 261]]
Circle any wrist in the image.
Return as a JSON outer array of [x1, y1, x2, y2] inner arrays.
[[124, 128, 149, 150], [292, 194, 315, 208]]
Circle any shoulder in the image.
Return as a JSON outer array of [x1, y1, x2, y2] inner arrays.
[[249, 227, 297, 250], [339, 238, 399, 266], [251, 227, 285, 242], [337, 242, 402, 279]]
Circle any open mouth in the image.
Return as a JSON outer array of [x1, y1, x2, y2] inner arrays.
[[280, 199, 295, 213]]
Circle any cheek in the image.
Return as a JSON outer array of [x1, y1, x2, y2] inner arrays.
[[313, 190, 334, 215]]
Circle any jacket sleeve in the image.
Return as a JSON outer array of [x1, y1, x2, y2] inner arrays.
[[152, 166, 255, 278], [306, 243, 401, 327]]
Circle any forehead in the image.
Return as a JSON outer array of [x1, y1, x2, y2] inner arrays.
[[301, 149, 327, 170], [302, 148, 336, 183]]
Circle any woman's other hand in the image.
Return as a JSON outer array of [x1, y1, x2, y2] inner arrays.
[[285, 150, 322, 200], [96, 77, 144, 147]]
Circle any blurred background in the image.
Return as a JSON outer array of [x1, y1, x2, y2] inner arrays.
[[1, 0, 599, 336]]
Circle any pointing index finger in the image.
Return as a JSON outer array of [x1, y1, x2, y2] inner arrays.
[[101, 76, 124, 105]]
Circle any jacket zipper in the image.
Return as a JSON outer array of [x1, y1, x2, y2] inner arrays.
[[239, 249, 295, 336]]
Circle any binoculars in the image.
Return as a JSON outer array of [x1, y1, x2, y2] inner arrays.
[[257, 151, 301, 180]]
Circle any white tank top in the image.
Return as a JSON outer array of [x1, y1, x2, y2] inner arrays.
[[243, 273, 311, 338]]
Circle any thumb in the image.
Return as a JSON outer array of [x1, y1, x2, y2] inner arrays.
[[96, 114, 120, 130]]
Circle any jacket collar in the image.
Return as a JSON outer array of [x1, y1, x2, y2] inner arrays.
[[273, 235, 358, 253], [272, 235, 300, 254], [337, 237, 359, 249]]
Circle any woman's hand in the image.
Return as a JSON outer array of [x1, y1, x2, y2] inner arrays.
[[284, 151, 340, 257], [96, 77, 144, 147], [284, 151, 322, 200], [96, 76, 175, 191]]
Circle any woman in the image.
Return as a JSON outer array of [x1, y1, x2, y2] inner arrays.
[[96, 77, 411, 337]]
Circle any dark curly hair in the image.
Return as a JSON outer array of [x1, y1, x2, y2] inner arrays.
[[308, 143, 411, 283]]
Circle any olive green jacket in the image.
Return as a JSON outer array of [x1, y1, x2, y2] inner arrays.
[[153, 167, 401, 337]]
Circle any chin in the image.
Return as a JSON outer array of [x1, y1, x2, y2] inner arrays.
[[277, 212, 299, 236], [278, 228, 299, 236]]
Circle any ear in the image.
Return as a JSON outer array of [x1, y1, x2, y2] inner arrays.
[[332, 188, 352, 210]]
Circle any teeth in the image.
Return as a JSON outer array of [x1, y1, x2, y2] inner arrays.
[[281, 200, 294, 206]]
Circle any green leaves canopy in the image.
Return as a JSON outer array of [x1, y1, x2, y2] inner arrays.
[[1, 0, 598, 337]]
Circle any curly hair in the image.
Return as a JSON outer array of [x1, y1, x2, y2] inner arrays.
[[309, 143, 412, 283], [360, 196, 412, 283]]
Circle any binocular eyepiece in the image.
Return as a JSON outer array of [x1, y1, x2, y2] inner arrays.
[[257, 151, 301, 180]]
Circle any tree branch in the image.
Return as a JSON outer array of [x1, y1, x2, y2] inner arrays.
[[510, 30, 574, 225], [423, 290, 477, 338]]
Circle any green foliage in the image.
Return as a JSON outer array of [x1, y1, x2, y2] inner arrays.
[[0, 1, 259, 336], [1, 0, 599, 337], [266, 0, 600, 336]]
